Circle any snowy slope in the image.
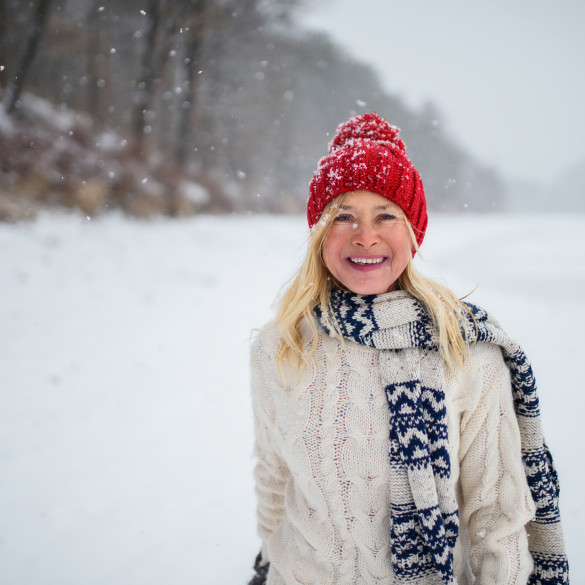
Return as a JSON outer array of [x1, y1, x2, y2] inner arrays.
[[0, 211, 582, 584]]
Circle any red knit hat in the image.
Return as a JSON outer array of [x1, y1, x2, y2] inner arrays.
[[307, 112, 428, 246]]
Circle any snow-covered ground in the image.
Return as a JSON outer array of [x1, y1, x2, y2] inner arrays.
[[1, 211, 582, 584]]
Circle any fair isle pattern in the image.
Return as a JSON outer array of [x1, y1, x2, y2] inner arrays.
[[463, 303, 569, 585], [316, 290, 569, 585], [324, 293, 378, 344], [386, 379, 457, 584]]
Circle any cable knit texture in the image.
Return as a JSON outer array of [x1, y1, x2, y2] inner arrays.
[[251, 290, 568, 585]]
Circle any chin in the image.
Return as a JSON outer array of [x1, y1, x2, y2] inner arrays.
[[348, 283, 396, 295]]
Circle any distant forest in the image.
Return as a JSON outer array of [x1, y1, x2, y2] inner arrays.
[[0, 0, 507, 220]]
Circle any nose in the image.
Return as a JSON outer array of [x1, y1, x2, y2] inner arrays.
[[351, 221, 380, 248]]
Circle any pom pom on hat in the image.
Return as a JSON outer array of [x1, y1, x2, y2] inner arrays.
[[328, 111, 406, 154], [307, 112, 428, 247]]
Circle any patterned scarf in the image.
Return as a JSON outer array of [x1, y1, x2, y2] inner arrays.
[[315, 289, 569, 585]]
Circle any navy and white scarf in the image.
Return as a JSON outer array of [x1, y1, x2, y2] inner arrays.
[[314, 289, 569, 585]]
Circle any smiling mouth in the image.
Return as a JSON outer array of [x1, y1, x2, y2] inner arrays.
[[349, 257, 385, 265]]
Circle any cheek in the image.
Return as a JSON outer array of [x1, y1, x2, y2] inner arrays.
[[321, 246, 335, 276], [322, 233, 342, 267], [390, 230, 414, 263]]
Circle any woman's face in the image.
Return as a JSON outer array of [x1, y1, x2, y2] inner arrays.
[[322, 191, 413, 295]]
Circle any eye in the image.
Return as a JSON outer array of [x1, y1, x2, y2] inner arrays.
[[334, 213, 353, 223], [379, 213, 398, 221]]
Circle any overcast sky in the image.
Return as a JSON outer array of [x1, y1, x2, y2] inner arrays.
[[296, 0, 585, 185]]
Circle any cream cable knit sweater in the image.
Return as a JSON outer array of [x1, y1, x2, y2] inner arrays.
[[251, 321, 537, 585]]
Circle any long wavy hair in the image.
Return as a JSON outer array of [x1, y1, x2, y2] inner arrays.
[[271, 195, 472, 380]]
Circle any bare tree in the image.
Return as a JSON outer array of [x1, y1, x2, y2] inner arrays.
[[131, 0, 165, 157], [172, 0, 218, 168], [84, 0, 105, 120], [0, 0, 8, 90], [3, 0, 55, 114]]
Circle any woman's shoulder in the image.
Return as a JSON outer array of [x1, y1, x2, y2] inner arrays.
[[252, 315, 326, 350], [462, 301, 523, 358], [250, 323, 284, 405], [250, 320, 282, 361], [463, 301, 506, 335], [465, 339, 507, 369], [458, 315, 514, 399], [462, 301, 508, 362]]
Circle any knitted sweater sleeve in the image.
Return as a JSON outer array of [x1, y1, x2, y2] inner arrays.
[[250, 333, 288, 563], [457, 343, 536, 585]]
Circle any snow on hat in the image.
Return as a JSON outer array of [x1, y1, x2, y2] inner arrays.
[[307, 112, 428, 247]]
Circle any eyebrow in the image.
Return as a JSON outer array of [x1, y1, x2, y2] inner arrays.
[[338, 204, 393, 211]]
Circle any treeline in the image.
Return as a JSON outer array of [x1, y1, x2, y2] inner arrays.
[[0, 0, 505, 219]]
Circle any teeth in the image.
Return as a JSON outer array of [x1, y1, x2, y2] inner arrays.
[[350, 257, 384, 265]]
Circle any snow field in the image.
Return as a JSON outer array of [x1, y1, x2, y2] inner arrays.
[[0, 211, 582, 584]]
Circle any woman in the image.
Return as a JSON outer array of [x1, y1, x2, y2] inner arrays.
[[249, 112, 568, 585]]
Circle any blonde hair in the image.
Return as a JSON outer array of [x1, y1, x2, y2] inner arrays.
[[271, 196, 472, 379]]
